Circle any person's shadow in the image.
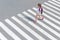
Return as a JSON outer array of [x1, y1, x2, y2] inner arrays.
[[25, 16, 35, 22]]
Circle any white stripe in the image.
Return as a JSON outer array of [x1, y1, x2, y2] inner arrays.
[[5, 19, 33, 40], [44, 2, 60, 15], [57, 0, 60, 1], [32, 8, 60, 30], [27, 9, 60, 38], [42, 5, 60, 24], [52, 0, 60, 4], [11, 16, 45, 40], [43, 8, 60, 20], [0, 22, 21, 40], [50, 0, 55, 1], [43, 8, 60, 25], [42, 4, 60, 16], [20, 11, 57, 40], [33, 7, 60, 30], [44, 2, 60, 12], [48, 1, 60, 7], [0, 33, 7, 40]]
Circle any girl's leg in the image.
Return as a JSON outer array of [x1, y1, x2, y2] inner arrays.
[[35, 14, 38, 23], [39, 15, 41, 19], [39, 14, 44, 20], [39, 14, 41, 19]]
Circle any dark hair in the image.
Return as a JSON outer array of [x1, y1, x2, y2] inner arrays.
[[38, 3, 41, 7]]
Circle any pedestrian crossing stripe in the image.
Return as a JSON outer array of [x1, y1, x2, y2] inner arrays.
[[44, 2, 60, 15], [0, 22, 21, 40], [48, 1, 60, 8], [43, 7, 60, 20], [0, 33, 7, 40], [18, 12, 57, 40], [29, 8, 60, 31], [11, 16, 45, 40], [5, 19, 34, 40], [52, 0, 60, 4], [27, 9, 60, 38], [44, 2, 60, 13]]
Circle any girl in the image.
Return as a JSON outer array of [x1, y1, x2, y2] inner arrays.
[[35, 3, 44, 23]]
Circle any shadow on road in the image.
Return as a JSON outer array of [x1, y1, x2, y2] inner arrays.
[[25, 16, 35, 22]]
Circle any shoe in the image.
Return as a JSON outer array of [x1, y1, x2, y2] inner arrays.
[[41, 17, 44, 20]]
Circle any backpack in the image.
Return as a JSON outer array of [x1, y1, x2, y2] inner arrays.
[[39, 8, 43, 14]]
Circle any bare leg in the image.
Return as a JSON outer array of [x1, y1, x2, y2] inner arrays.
[[35, 14, 38, 23], [39, 14, 44, 20], [39, 14, 41, 19]]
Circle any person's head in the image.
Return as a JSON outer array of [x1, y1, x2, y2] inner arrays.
[[38, 3, 41, 8]]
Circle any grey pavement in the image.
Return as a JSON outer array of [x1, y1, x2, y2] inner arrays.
[[0, 0, 48, 20]]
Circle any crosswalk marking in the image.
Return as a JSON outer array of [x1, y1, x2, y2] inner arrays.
[[33, 7, 60, 29], [17, 12, 57, 40], [0, 22, 21, 40], [43, 8, 60, 24], [42, 3, 60, 15], [43, 7, 60, 20], [48, 1, 60, 12], [44, 2, 60, 12], [42, 5, 60, 24], [27, 9, 60, 38], [57, 0, 60, 1], [0, 32, 7, 40], [48, 1, 60, 7], [52, 0, 60, 4], [41, 6, 60, 23], [17, 14, 50, 40], [11, 16, 45, 40], [44, 2, 60, 15], [43, 9, 60, 25], [0, 27, 14, 40], [5, 19, 33, 40]]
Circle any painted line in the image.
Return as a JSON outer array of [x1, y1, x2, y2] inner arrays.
[[48, 1, 60, 7], [5, 19, 33, 40], [43, 7, 60, 20], [12, 16, 45, 40], [43, 7, 60, 25], [0, 22, 21, 40], [52, 0, 60, 5], [0, 33, 8, 40], [33, 7, 60, 31], [28, 8, 60, 38], [44, 2, 60, 15], [19, 11, 57, 40], [42, 4, 60, 24]]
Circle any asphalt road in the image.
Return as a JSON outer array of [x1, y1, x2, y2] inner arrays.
[[0, 0, 48, 20]]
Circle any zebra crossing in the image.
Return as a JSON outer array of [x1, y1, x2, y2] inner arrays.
[[0, 0, 60, 40], [52, 0, 60, 4], [0, 33, 7, 40], [0, 22, 21, 40]]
